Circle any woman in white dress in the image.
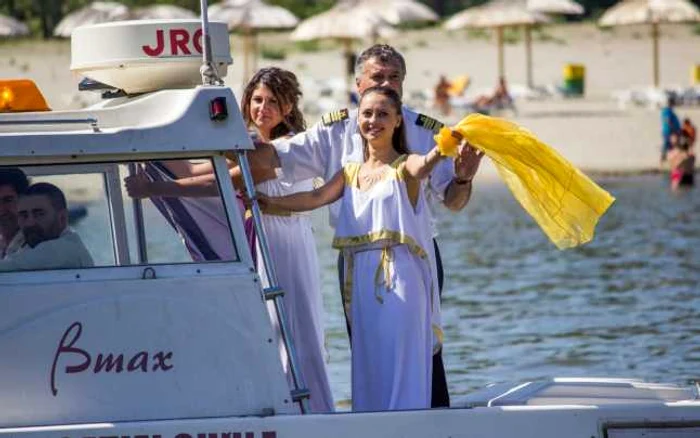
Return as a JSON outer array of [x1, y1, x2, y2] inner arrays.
[[259, 86, 452, 411], [240, 68, 333, 413], [124, 68, 334, 413]]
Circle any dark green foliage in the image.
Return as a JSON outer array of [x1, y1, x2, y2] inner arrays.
[[259, 45, 287, 60]]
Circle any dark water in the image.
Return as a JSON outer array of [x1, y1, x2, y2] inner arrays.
[[313, 175, 700, 407]]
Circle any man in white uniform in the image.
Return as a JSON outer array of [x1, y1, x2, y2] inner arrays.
[[0, 168, 29, 258], [253, 44, 483, 407], [0, 182, 93, 272]]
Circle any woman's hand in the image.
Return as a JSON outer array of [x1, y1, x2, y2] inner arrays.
[[124, 173, 153, 199], [454, 140, 484, 183]]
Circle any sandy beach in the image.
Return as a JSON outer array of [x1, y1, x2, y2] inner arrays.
[[1, 22, 699, 179]]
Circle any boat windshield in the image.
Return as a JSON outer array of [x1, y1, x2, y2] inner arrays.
[[0, 158, 240, 274]]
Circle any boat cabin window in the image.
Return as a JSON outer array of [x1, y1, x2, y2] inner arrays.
[[0, 159, 239, 273]]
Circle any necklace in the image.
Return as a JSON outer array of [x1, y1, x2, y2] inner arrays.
[[359, 165, 388, 189]]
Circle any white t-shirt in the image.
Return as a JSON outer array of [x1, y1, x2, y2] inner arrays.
[[0, 228, 94, 272], [0, 230, 24, 259]]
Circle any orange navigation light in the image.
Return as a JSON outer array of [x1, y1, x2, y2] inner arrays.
[[0, 79, 50, 112]]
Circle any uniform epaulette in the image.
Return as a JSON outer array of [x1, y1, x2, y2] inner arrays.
[[321, 108, 349, 126], [415, 113, 445, 133]]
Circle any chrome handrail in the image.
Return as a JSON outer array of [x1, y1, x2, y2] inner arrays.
[[0, 118, 99, 132], [236, 150, 311, 414]]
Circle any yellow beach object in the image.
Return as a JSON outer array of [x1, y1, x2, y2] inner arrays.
[[448, 75, 470, 96], [436, 113, 615, 249]]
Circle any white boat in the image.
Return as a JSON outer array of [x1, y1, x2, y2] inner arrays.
[[0, 13, 699, 438]]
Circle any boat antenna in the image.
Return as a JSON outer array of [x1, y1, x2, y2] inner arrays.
[[199, 0, 224, 86]]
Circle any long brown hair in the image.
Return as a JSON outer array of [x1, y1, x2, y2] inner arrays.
[[241, 67, 306, 140], [359, 86, 408, 158]]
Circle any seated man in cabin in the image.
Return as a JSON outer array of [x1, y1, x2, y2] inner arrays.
[[0, 168, 30, 259], [0, 182, 94, 272]]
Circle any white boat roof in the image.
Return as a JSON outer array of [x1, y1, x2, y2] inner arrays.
[[0, 86, 254, 159]]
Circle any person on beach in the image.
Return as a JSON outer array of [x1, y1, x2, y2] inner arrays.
[[661, 95, 681, 163], [681, 118, 696, 153], [434, 75, 452, 116], [125, 67, 334, 413], [249, 44, 483, 408], [473, 77, 514, 114], [257, 86, 475, 411], [667, 132, 695, 190]]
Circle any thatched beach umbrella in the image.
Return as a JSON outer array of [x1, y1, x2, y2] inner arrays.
[[0, 14, 29, 37], [54, 1, 130, 38], [131, 5, 197, 20], [599, 0, 700, 87], [528, 0, 583, 15], [359, 0, 439, 26], [291, 0, 395, 41], [291, 0, 395, 99], [208, 0, 299, 82], [444, 1, 550, 82]]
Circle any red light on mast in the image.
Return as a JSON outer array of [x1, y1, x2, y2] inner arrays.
[[210, 96, 228, 121]]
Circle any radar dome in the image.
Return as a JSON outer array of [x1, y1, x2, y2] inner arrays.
[[71, 20, 232, 94]]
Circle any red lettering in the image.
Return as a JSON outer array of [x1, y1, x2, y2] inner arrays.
[[262, 433, 276, 438], [127, 351, 149, 372], [170, 29, 191, 55], [94, 353, 124, 373], [193, 28, 203, 54], [143, 29, 165, 57], [175, 434, 191, 438], [51, 321, 90, 396]]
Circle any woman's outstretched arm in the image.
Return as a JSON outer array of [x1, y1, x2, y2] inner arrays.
[[403, 146, 446, 181], [261, 169, 344, 212]]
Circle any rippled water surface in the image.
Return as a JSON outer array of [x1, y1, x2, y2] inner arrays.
[[311, 175, 700, 406]]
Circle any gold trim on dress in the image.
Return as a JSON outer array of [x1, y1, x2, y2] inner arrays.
[[346, 155, 408, 191], [332, 230, 428, 260], [343, 162, 361, 186], [432, 324, 444, 354], [372, 247, 395, 304], [245, 204, 293, 218]]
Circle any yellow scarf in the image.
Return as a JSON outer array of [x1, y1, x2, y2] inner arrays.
[[435, 113, 615, 250]]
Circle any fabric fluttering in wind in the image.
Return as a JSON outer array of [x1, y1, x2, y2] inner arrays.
[[435, 114, 615, 249]]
